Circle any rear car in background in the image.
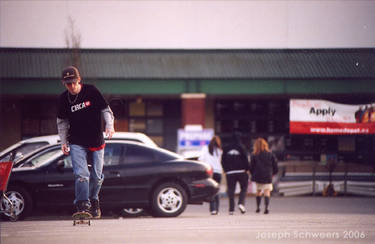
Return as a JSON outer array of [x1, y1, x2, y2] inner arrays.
[[0, 135, 60, 162], [0, 132, 158, 163], [1, 141, 218, 220]]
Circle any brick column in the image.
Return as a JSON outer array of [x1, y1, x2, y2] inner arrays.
[[181, 93, 206, 128]]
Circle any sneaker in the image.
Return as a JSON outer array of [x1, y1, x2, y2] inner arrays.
[[255, 208, 260, 213], [229, 211, 234, 215], [76, 201, 90, 213], [90, 199, 102, 219], [264, 209, 269, 214], [238, 204, 246, 214], [211, 210, 218, 215]]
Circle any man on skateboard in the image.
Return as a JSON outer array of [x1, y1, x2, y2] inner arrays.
[[57, 66, 115, 218]]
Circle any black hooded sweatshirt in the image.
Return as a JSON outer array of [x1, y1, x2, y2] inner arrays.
[[221, 136, 249, 173]]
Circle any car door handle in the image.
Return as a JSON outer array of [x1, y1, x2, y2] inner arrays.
[[109, 171, 121, 177]]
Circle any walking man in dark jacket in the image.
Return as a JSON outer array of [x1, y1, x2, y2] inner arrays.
[[250, 138, 278, 214], [221, 132, 250, 215]]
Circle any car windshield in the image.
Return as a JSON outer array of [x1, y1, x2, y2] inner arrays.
[[18, 147, 62, 168]]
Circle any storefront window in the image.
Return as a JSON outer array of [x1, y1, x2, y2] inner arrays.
[[215, 99, 291, 159], [147, 102, 163, 116], [146, 118, 163, 134], [129, 101, 145, 116], [128, 100, 166, 147], [129, 118, 146, 132]]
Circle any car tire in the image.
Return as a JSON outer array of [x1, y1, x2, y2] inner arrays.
[[151, 182, 187, 217], [1, 186, 32, 220], [121, 208, 145, 217]]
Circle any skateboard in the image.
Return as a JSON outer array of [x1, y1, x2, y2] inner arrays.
[[72, 211, 92, 226]]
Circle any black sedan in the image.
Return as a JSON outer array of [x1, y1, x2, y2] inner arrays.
[[2, 141, 218, 220]]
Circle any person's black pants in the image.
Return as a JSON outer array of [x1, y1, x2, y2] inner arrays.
[[226, 172, 249, 212], [209, 173, 222, 212]]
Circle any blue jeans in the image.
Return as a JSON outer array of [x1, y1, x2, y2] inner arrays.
[[210, 173, 222, 212], [70, 144, 104, 205]]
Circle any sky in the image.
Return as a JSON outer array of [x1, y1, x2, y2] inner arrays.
[[1, 0, 375, 49]]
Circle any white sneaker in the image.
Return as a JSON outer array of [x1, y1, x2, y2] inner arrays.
[[229, 211, 234, 215], [238, 204, 246, 214], [211, 210, 218, 215]]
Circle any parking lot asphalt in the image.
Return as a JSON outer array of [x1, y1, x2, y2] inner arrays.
[[1, 196, 375, 244]]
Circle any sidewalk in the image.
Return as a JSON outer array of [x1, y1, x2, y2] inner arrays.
[[204, 195, 375, 215]]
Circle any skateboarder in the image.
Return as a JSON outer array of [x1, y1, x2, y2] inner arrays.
[[57, 66, 115, 218]]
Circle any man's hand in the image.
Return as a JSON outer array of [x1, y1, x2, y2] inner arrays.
[[105, 128, 115, 139], [61, 144, 70, 155]]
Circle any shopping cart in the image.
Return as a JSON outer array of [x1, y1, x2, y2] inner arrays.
[[0, 154, 17, 221]]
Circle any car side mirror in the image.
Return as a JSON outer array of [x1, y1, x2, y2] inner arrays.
[[56, 159, 65, 172]]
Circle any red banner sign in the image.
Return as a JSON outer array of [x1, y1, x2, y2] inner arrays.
[[290, 100, 375, 135]]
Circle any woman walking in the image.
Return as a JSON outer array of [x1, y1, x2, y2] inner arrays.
[[250, 138, 278, 214], [199, 136, 223, 215]]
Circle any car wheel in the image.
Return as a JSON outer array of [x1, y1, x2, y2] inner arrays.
[[151, 182, 187, 217], [1, 186, 32, 220], [121, 208, 145, 217]]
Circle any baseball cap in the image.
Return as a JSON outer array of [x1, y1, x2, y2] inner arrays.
[[62, 66, 80, 84]]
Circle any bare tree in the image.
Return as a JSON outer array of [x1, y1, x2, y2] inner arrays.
[[64, 16, 82, 68]]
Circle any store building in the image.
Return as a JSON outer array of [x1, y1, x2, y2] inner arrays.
[[1, 48, 374, 163]]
